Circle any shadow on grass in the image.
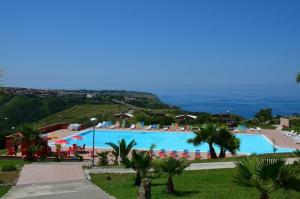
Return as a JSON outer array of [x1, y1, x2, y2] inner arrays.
[[151, 182, 166, 187], [158, 190, 199, 197], [164, 190, 199, 197]]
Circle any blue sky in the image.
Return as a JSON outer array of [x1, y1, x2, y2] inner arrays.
[[0, 0, 300, 92]]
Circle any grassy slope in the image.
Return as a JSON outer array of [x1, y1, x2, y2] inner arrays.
[[35, 104, 130, 127], [0, 159, 26, 198], [91, 169, 300, 199], [0, 187, 10, 198]]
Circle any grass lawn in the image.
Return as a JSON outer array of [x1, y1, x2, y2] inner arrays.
[[0, 159, 27, 198], [91, 169, 300, 199], [0, 186, 10, 198], [0, 149, 7, 155], [0, 159, 27, 169]]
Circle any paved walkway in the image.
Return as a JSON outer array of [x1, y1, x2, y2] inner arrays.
[[17, 163, 86, 185], [260, 129, 300, 149], [87, 158, 298, 174], [2, 163, 114, 199]]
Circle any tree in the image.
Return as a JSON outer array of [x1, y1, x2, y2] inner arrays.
[[97, 151, 110, 166], [233, 155, 300, 199], [123, 149, 152, 186], [153, 157, 190, 193], [188, 123, 219, 159], [12, 135, 23, 156], [106, 139, 136, 165], [18, 125, 43, 161], [294, 149, 300, 165], [216, 127, 240, 158], [296, 73, 300, 83], [254, 108, 272, 124]]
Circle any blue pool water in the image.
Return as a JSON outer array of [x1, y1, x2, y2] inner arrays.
[[64, 130, 295, 154]]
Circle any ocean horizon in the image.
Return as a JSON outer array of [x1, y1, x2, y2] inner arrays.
[[153, 87, 300, 119]]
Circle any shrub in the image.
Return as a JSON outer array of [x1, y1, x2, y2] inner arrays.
[[97, 151, 110, 166], [54, 154, 62, 162], [74, 153, 83, 161], [1, 164, 17, 171]]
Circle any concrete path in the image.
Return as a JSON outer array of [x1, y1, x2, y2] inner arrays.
[[87, 162, 236, 174], [2, 179, 114, 199], [87, 158, 298, 174], [17, 163, 86, 185], [2, 163, 114, 199]]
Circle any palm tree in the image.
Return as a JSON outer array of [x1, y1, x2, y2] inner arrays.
[[233, 155, 300, 199], [294, 149, 300, 165], [106, 139, 136, 165], [188, 123, 219, 159], [296, 73, 300, 83], [216, 127, 240, 158], [153, 157, 191, 193], [12, 135, 23, 156], [18, 125, 43, 161], [123, 149, 152, 186], [19, 125, 42, 145]]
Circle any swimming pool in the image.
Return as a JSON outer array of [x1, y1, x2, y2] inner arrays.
[[63, 130, 295, 154]]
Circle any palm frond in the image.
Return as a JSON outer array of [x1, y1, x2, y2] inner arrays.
[[296, 73, 300, 83]]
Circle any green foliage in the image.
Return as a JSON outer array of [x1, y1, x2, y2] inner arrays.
[[188, 123, 240, 159], [296, 73, 300, 83], [1, 164, 17, 172], [97, 151, 110, 166], [106, 139, 137, 165], [294, 150, 300, 165], [54, 154, 63, 162], [233, 155, 300, 199], [153, 157, 190, 193], [74, 152, 83, 161], [254, 108, 272, 124], [123, 149, 152, 186], [216, 127, 240, 158]]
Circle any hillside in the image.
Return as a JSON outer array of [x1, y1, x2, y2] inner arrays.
[[35, 104, 130, 127], [0, 87, 173, 148]]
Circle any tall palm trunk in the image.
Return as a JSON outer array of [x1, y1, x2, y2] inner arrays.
[[260, 192, 269, 199], [208, 143, 218, 159], [135, 171, 142, 186], [219, 147, 226, 158], [166, 176, 174, 193]]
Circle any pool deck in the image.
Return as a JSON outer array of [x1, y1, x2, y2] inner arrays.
[[259, 129, 300, 149]]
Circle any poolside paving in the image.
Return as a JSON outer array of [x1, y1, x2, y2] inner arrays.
[[2, 163, 114, 199], [260, 129, 300, 149]]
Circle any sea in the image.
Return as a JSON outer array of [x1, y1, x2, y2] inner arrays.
[[152, 87, 300, 119]]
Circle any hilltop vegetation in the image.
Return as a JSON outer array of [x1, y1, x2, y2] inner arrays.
[[0, 87, 172, 148]]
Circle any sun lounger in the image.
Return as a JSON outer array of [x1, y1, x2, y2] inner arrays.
[[72, 144, 78, 152], [159, 149, 166, 158], [146, 125, 152, 130], [182, 149, 190, 159], [249, 128, 255, 132], [195, 150, 201, 159], [170, 150, 178, 158], [130, 124, 136, 129], [180, 127, 185, 131], [80, 144, 86, 153]]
